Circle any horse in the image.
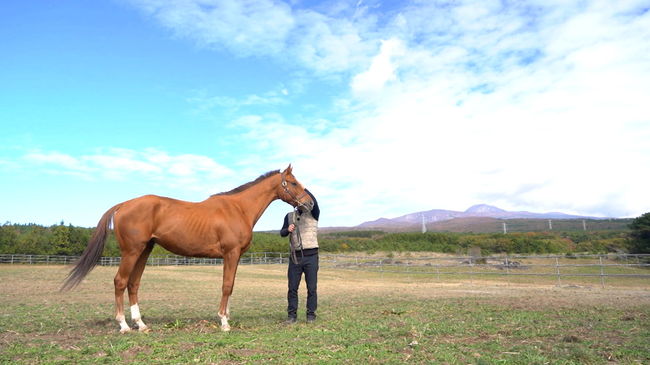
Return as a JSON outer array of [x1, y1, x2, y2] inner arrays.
[[61, 165, 313, 332]]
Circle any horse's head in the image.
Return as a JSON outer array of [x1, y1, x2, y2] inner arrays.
[[279, 164, 314, 210]]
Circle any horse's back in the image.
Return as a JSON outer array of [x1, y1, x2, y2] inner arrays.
[[114, 194, 186, 221], [112, 194, 245, 257], [112, 195, 188, 242]]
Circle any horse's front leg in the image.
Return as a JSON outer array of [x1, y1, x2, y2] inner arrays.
[[218, 251, 240, 331]]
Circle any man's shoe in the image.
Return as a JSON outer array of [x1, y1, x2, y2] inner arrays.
[[284, 317, 297, 325], [306, 316, 316, 323]]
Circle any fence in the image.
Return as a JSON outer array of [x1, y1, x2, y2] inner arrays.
[[323, 253, 650, 288], [0, 252, 287, 266], [1, 253, 649, 288], [421, 218, 632, 233]]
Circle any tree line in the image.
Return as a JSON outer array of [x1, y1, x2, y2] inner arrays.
[[1, 214, 648, 257]]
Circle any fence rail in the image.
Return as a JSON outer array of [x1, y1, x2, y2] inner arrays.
[[1, 253, 649, 288], [0, 253, 287, 266]]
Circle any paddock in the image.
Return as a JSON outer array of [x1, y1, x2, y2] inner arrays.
[[1, 264, 649, 363], [3, 252, 649, 289]]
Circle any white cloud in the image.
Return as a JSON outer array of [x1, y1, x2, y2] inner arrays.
[[188, 88, 289, 114], [23, 148, 233, 190], [25, 152, 89, 172], [233, 0, 650, 226], [120, 0, 650, 227], [134, 0, 294, 56], [351, 38, 404, 94], [128, 0, 376, 74]]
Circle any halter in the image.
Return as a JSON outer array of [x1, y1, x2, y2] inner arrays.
[[281, 175, 311, 209]]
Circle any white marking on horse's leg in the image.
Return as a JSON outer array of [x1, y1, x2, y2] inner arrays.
[[131, 304, 149, 332], [131, 303, 141, 320], [218, 312, 230, 332], [116, 313, 131, 333]]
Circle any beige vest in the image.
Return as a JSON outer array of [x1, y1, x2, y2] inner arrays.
[[289, 210, 319, 250]]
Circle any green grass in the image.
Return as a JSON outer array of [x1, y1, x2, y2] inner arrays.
[[324, 254, 650, 288], [1, 265, 649, 364]]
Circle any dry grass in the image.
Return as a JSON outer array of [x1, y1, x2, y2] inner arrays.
[[1, 263, 649, 320], [1, 264, 649, 364]]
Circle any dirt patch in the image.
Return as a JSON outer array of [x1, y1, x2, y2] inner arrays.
[[120, 345, 153, 362], [0, 329, 91, 349], [3, 265, 650, 318]]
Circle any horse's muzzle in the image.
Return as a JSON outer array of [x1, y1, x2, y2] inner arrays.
[[300, 199, 315, 211]]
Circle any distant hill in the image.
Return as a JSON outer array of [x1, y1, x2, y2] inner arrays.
[[358, 204, 603, 227], [354, 204, 617, 232]]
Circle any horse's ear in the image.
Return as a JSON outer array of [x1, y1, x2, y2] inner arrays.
[[284, 164, 293, 175]]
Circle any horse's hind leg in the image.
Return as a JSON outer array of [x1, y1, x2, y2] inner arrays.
[[115, 253, 138, 333], [128, 242, 154, 332]]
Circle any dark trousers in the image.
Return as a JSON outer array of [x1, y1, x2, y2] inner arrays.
[[287, 253, 318, 318]]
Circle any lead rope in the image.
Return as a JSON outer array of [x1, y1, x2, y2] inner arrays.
[[290, 208, 304, 265]]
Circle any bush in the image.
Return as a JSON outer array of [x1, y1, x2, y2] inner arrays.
[[0, 222, 638, 256], [629, 213, 650, 254]]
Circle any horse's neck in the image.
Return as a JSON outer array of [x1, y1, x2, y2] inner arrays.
[[226, 174, 281, 228]]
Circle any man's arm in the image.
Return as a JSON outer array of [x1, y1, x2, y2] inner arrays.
[[306, 189, 320, 221], [280, 213, 291, 237]]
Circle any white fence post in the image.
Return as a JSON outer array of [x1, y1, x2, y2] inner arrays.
[[599, 256, 605, 289], [555, 257, 562, 287], [505, 256, 510, 286]]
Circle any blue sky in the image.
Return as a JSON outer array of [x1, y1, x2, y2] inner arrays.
[[1, 0, 649, 231]]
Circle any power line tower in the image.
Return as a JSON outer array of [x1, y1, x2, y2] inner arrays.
[[421, 214, 427, 233]]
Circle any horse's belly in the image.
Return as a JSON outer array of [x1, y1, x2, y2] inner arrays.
[[154, 236, 224, 258]]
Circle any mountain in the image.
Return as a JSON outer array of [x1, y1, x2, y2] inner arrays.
[[464, 204, 507, 215], [357, 204, 603, 229]]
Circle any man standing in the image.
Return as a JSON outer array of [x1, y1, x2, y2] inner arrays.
[[280, 189, 320, 324]]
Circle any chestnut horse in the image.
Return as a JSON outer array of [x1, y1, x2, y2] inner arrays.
[[61, 165, 313, 332]]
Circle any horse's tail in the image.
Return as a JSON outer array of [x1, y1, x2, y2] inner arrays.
[[60, 204, 121, 291]]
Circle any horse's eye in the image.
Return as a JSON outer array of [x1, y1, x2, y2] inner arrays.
[[291, 182, 297, 186]]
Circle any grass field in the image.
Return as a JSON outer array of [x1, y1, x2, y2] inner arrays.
[[1, 264, 649, 364]]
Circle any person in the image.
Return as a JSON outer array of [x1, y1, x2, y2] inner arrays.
[[280, 189, 320, 324]]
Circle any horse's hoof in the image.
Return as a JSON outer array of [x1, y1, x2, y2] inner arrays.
[[138, 326, 151, 333], [221, 325, 231, 332], [119, 327, 131, 334]]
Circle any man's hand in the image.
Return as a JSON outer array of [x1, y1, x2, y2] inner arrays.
[[288, 223, 296, 233]]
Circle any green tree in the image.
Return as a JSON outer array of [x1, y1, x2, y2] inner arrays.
[[629, 213, 650, 254], [15, 226, 50, 254], [0, 224, 18, 253], [68, 225, 91, 255], [51, 222, 72, 255]]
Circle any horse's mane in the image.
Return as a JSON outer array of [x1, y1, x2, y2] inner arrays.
[[212, 170, 280, 196]]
